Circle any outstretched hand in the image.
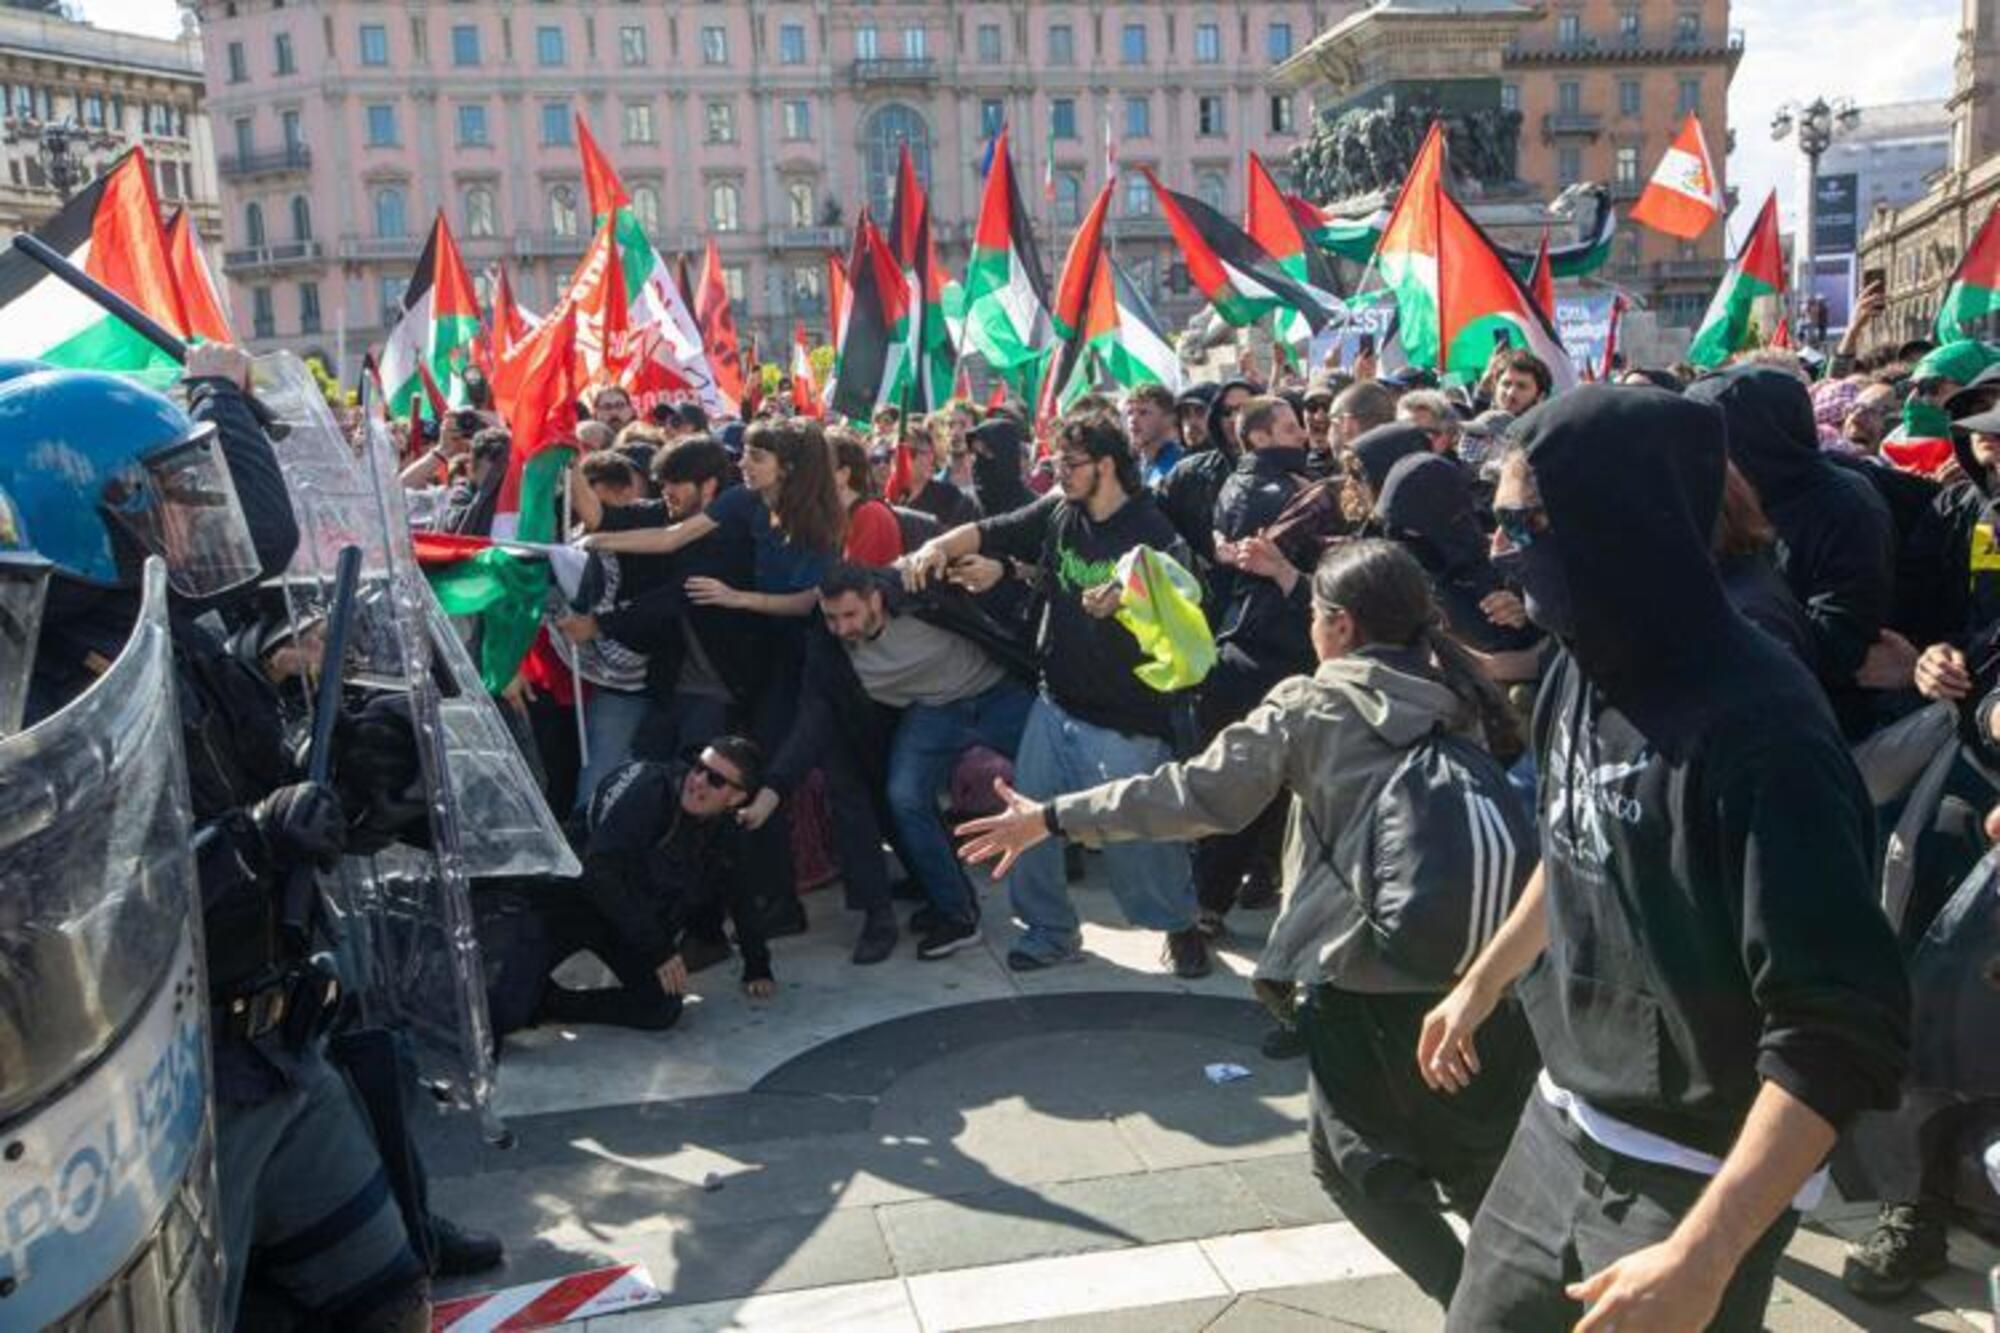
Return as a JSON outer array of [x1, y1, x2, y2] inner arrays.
[[953, 777, 1050, 879]]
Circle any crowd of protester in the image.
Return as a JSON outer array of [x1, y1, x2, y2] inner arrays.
[[397, 294, 2000, 1326]]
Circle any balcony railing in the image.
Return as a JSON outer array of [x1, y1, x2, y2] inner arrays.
[[1508, 27, 1745, 61], [1608, 178, 1643, 201], [222, 240, 324, 272], [851, 57, 938, 84], [218, 144, 312, 179], [768, 225, 848, 251], [1108, 216, 1171, 240], [1542, 111, 1603, 139], [1652, 258, 1721, 282], [336, 234, 422, 262], [513, 231, 589, 259]]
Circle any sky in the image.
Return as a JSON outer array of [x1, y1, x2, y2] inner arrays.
[[75, 0, 1963, 241]]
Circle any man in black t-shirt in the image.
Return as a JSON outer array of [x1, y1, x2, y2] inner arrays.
[[904, 414, 1212, 978]]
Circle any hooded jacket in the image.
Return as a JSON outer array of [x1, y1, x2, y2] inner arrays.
[[1350, 423, 1433, 498], [1160, 378, 1259, 562], [1520, 384, 1907, 1155], [1209, 444, 1315, 676], [1685, 366, 1894, 686], [968, 418, 1034, 517], [1051, 644, 1482, 993], [1375, 454, 1542, 654]]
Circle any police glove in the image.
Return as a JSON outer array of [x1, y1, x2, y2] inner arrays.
[[250, 781, 348, 871], [337, 694, 421, 794]]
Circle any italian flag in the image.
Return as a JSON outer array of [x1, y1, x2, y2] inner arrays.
[[0, 146, 188, 375], [829, 211, 914, 420], [1688, 190, 1785, 369], [1246, 151, 1344, 350], [165, 206, 232, 342], [379, 212, 482, 418], [1935, 203, 2000, 342], [1375, 122, 1577, 389], [1036, 180, 1115, 421], [1630, 114, 1723, 241], [576, 115, 719, 412], [888, 143, 958, 412], [1144, 167, 1337, 331], [962, 127, 1054, 399]]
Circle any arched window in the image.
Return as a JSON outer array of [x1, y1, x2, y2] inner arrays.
[[631, 185, 660, 238], [549, 184, 578, 237], [290, 194, 312, 241], [244, 201, 265, 246], [1195, 171, 1227, 213], [373, 186, 406, 238], [786, 180, 813, 228], [862, 103, 930, 220], [1053, 173, 1082, 226], [709, 180, 740, 232], [464, 186, 496, 238]]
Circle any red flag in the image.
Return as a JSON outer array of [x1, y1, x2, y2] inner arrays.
[[790, 322, 822, 418], [885, 442, 916, 504], [1630, 114, 1723, 241], [1601, 293, 1629, 380], [416, 358, 450, 421], [576, 114, 630, 223], [492, 260, 529, 357], [695, 238, 746, 405], [953, 360, 972, 403], [164, 207, 232, 341], [1771, 315, 1792, 349], [1528, 228, 1556, 323], [490, 301, 582, 540], [827, 251, 849, 346], [986, 382, 1008, 410]]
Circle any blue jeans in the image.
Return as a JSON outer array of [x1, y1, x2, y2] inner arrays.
[[574, 687, 651, 813], [887, 679, 1035, 925], [1005, 696, 1196, 961]]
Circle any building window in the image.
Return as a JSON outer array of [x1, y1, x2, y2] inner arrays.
[[1196, 170, 1226, 211], [1615, 146, 1639, 183], [1052, 98, 1077, 140], [1125, 95, 1150, 139], [780, 23, 806, 64], [244, 201, 265, 247], [451, 24, 479, 66], [290, 194, 311, 240], [359, 24, 388, 66], [1557, 12, 1582, 45], [1619, 11, 1640, 42], [700, 25, 728, 65], [82, 94, 104, 128], [721, 265, 745, 306], [784, 99, 812, 140], [233, 116, 253, 161], [464, 186, 496, 237], [549, 185, 578, 237], [378, 276, 404, 326], [1121, 24, 1147, 64], [252, 286, 274, 338], [792, 264, 823, 310], [1501, 83, 1520, 113], [863, 104, 929, 219], [632, 186, 660, 237], [373, 186, 405, 238], [1677, 77, 1702, 116], [541, 101, 571, 146], [1197, 95, 1225, 137], [787, 181, 813, 227], [365, 104, 397, 146], [625, 102, 655, 144], [710, 181, 740, 231], [981, 99, 1005, 138], [903, 26, 926, 58], [456, 104, 488, 146], [1558, 146, 1582, 185], [1618, 78, 1640, 117], [1268, 22, 1293, 62], [281, 109, 301, 150], [857, 26, 878, 59], [977, 22, 1002, 62], [619, 25, 647, 66], [1675, 11, 1700, 44], [227, 40, 248, 82], [1557, 80, 1581, 115], [1270, 95, 1293, 135], [274, 32, 295, 75], [1195, 23, 1221, 63], [299, 282, 320, 335], [1124, 173, 1152, 216], [1049, 24, 1074, 66], [705, 100, 735, 143], [536, 26, 565, 66], [1053, 173, 1081, 226]]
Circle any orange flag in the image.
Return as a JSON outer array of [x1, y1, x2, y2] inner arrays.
[[695, 237, 746, 405], [165, 207, 232, 341], [1630, 114, 1723, 240]]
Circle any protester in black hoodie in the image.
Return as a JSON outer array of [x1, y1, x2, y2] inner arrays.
[[1686, 365, 1895, 735], [1373, 453, 1542, 658], [1419, 386, 1909, 1333], [1161, 377, 1258, 563], [967, 417, 1035, 517]]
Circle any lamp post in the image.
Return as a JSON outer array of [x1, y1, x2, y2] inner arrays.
[[4, 115, 122, 202], [1772, 97, 1861, 343]]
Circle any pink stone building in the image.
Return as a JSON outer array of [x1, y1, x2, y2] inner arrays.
[[190, 0, 1351, 378]]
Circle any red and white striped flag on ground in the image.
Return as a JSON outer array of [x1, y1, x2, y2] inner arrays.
[[432, 1263, 660, 1331]]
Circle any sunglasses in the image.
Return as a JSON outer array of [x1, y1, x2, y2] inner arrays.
[[1493, 504, 1547, 550], [1056, 454, 1098, 474], [692, 758, 745, 793]]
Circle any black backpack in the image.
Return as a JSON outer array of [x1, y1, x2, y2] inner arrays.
[[1308, 728, 1535, 986]]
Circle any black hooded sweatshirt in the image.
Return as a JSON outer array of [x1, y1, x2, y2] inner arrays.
[[1160, 377, 1258, 562], [1374, 453, 1542, 654], [1520, 385, 1907, 1157], [1685, 367, 1894, 692], [1350, 423, 1433, 498], [968, 418, 1035, 517], [1210, 444, 1315, 676]]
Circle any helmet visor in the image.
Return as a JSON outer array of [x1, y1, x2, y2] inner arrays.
[[0, 559, 47, 734], [105, 424, 262, 598]]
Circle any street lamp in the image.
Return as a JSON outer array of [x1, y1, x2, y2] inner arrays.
[[3, 115, 122, 201], [1772, 96, 1861, 342]]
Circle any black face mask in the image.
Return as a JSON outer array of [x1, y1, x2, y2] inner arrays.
[[1493, 540, 1576, 639]]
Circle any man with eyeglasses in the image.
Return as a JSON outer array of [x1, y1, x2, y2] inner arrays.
[[521, 735, 777, 1033]]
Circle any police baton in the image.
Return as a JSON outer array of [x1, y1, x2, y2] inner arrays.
[[281, 543, 363, 949]]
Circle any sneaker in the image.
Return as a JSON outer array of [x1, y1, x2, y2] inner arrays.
[[1006, 946, 1082, 972], [1842, 1202, 1950, 1301], [1163, 927, 1213, 979], [1236, 870, 1281, 912], [1195, 909, 1227, 941], [916, 917, 980, 960], [851, 913, 898, 965], [427, 1214, 505, 1278]]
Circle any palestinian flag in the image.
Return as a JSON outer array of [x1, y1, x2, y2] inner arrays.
[[888, 143, 957, 412], [695, 237, 746, 405], [830, 212, 913, 420], [826, 251, 848, 346], [963, 127, 1053, 398], [490, 295, 581, 544], [1375, 122, 1577, 389], [165, 207, 231, 342], [1630, 114, 1723, 241], [379, 212, 482, 418], [1528, 228, 1556, 323], [1302, 189, 1619, 279], [1688, 191, 1785, 368], [1036, 180, 1115, 421], [0, 147, 187, 374], [1145, 167, 1336, 331], [1246, 152, 1344, 349], [1935, 203, 2000, 342], [1093, 256, 1182, 397], [790, 322, 822, 418], [575, 115, 718, 411]]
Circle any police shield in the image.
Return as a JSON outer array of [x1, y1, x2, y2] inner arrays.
[[0, 560, 221, 1332], [248, 352, 579, 1128]]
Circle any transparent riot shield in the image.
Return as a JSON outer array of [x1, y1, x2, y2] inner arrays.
[[248, 353, 579, 1133], [0, 561, 220, 1332]]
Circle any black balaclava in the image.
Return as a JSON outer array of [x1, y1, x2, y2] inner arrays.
[[968, 418, 1034, 515], [1684, 364, 1824, 506], [1375, 453, 1489, 573], [1350, 423, 1434, 495]]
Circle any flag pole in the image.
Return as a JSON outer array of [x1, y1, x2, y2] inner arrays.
[[558, 462, 590, 769]]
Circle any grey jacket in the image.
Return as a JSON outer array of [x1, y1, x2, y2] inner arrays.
[[1053, 645, 1480, 992]]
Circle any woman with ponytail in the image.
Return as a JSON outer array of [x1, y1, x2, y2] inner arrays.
[[955, 539, 1539, 1313]]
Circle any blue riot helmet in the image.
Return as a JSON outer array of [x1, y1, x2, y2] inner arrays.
[[0, 369, 262, 599], [0, 356, 49, 387], [0, 482, 51, 734]]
